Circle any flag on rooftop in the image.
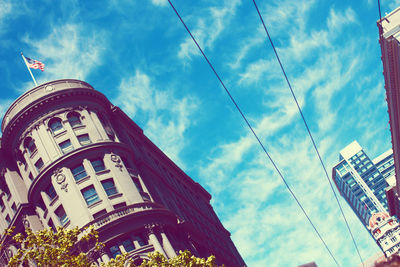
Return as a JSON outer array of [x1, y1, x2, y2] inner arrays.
[[24, 56, 45, 71]]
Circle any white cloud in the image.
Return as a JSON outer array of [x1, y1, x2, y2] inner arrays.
[[114, 70, 198, 164], [177, 0, 241, 60], [151, 0, 168, 7], [22, 24, 107, 88]]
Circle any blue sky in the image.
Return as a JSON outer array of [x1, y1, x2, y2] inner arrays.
[[0, 0, 399, 266]]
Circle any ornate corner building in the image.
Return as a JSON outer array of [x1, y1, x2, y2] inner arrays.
[[0, 79, 245, 266]]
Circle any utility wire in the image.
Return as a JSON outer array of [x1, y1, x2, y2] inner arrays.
[[378, 0, 382, 21], [251, 1, 364, 266], [167, 1, 340, 266]]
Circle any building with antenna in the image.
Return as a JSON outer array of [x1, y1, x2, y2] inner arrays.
[[0, 79, 245, 266], [332, 141, 400, 256]]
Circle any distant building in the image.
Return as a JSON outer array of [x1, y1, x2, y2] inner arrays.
[[0, 79, 245, 266], [332, 141, 394, 227], [369, 212, 400, 257], [378, 6, 400, 218]]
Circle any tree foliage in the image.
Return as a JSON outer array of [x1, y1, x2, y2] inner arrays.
[[3, 226, 222, 267]]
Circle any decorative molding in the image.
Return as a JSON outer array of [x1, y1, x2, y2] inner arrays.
[[52, 168, 68, 192], [22, 215, 30, 228], [145, 223, 160, 235], [110, 152, 123, 171]]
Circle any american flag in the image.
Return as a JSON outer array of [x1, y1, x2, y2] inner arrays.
[[25, 56, 45, 71]]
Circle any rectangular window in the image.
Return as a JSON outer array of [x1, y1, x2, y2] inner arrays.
[[11, 203, 16, 213], [132, 177, 144, 192], [113, 202, 126, 210], [78, 134, 91, 146], [55, 206, 69, 226], [35, 158, 44, 172], [81, 186, 100, 206], [135, 235, 147, 246], [102, 179, 118, 196], [93, 209, 107, 219], [5, 215, 11, 225], [122, 239, 135, 252], [0, 199, 5, 211], [59, 140, 73, 154], [109, 245, 121, 258], [71, 164, 87, 181], [91, 159, 105, 172], [45, 184, 57, 202]]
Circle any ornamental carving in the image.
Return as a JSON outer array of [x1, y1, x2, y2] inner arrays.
[[22, 215, 30, 228], [110, 152, 123, 171], [52, 168, 68, 192], [145, 223, 160, 235]]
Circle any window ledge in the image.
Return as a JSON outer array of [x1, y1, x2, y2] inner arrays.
[[88, 200, 103, 209], [49, 195, 59, 207], [95, 169, 110, 175], [53, 130, 67, 138], [76, 176, 90, 184], [108, 193, 123, 200]]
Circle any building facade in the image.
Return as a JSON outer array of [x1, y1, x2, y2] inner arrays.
[[378, 6, 400, 217], [332, 141, 400, 256], [0, 79, 245, 266], [332, 141, 395, 226]]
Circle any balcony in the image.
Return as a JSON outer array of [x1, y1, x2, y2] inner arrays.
[[83, 202, 165, 231]]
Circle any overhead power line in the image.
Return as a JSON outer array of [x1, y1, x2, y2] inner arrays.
[[251, 0, 364, 266], [167, 1, 340, 266]]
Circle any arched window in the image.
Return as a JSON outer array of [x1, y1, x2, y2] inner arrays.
[[67, 112, 82, 128], [24, 137, 37, 155], [48, 118, 64, 135]]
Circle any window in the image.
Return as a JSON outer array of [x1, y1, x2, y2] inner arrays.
[[132, 177, 143, 193], [81, 186, 100, 206], [11, 203, 16, 213], [122, 239, 135, 252], [28, 173, 34, 181], [78, 134, 91, 146], [34, 158, 44, 172], [24, 137, 37, 156], [0, 199, 4, 211], [48, 118, 64, 135], [45, 184, 57, 202], [102, 179, 118, 196], [55, 206, 68, 226], [135, 235, 147, 246], [48, 219, 55, 231], [5, 215, 11, 225], [109, 245, 121, 258], [59, 140, 73, 154], [67, 112, 82, 128], [91, 159, 105, 172], [113, 202, 126, 210], [93, 209, 107, 219], [71, 164, 87, 181]]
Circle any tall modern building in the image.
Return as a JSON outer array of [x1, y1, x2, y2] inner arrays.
[[0, 79, 245, 266], [378, 6, 400, 217], [332, 141, 400, 256], [332, 141, 394, 227]]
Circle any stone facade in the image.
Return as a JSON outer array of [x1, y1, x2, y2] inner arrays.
[[0, 79, 245, 266]]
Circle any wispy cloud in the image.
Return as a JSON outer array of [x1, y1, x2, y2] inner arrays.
[[151, 0, 167, 7], [114, 70, 198, 165], [21, 23, 107, 89], [177, 0, 241, 61]]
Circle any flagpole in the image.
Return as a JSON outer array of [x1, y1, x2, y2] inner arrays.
[[21, 52, 38, 87]]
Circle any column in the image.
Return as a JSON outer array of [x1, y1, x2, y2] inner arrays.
[[100, 248, 110, 263], [145, 224, 167, 256], [160, 226, 177, 258]]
